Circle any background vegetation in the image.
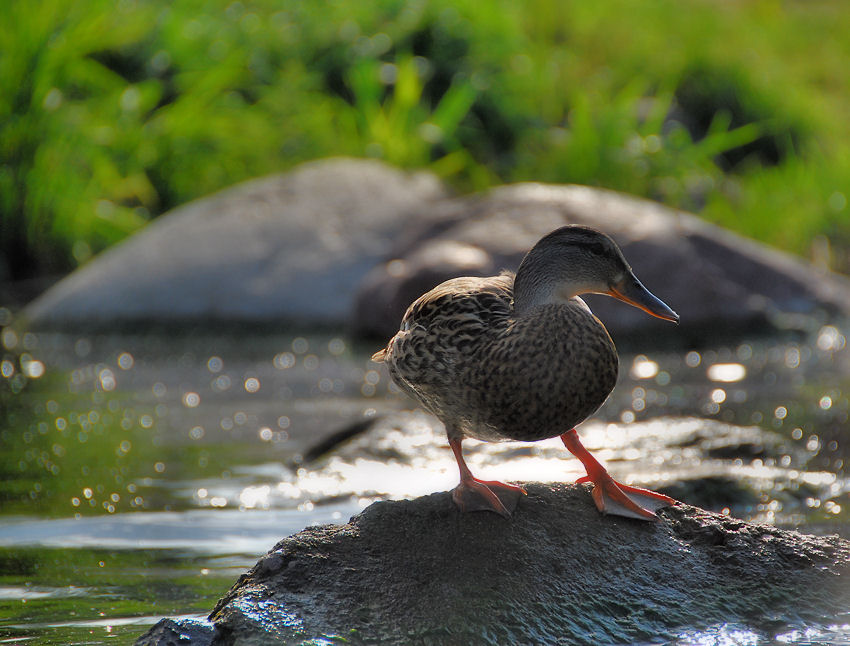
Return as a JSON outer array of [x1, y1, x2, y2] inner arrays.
[[3, 0, 849, 282]]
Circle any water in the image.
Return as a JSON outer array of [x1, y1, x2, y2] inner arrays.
[[1, 324, 848, 645]]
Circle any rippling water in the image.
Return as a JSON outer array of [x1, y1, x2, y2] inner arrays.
[[0, 324, 848, 644]]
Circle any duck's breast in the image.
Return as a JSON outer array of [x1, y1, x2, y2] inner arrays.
[[464, 300, 618, 442]]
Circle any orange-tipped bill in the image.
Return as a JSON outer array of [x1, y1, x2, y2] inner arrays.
[[607, 273, 679, 323]]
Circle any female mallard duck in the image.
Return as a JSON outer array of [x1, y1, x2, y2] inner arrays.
[[372, 225, 679, 520]]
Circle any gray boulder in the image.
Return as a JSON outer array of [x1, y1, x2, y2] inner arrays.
[[23, 158, 447, 328], [136, 484, 850, 645], [23, 158, 850, 340], [355, 183, 850, 340]]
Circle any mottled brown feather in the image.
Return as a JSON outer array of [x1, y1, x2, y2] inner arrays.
[[376, 271, 618, 443]]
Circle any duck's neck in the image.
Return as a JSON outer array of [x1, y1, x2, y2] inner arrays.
[[512, 253, 582, 316]]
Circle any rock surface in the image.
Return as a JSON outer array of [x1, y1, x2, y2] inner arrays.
[[355, 183, 850, 340], [136, 484, 850, 645], [135, 617, 215, 646], [22, 158, 447, 328]]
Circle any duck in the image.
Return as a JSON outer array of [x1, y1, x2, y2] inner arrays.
[[371, 225, 679, 520]]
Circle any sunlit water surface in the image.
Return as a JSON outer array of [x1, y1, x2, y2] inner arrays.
[[1, 324, 849, 645]]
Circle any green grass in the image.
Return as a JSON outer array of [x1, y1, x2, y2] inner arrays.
[[2, 0, 850, 279]]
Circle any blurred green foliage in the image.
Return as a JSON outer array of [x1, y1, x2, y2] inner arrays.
[[2, 0, 850, 279]]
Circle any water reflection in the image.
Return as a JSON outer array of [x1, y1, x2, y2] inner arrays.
[[707, 362, 747, 382], [265, 412, 846, 529], [1, 324, 850, 644], [1, 327, 849, 524], [673, 622, 850, 646], [630, 355, 659, 379]]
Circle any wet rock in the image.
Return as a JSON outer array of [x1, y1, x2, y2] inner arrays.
[[22, 158, 447, 329], [195, 484, 849, 645], [135, 617, 215, 646], [355, 183, 850, 340]]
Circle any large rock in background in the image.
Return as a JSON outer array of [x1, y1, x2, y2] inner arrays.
[[22, 158, 448, 328], [21, 157, 850, 338], [354, 182, 850, 340], [134, 484, 850, 645]]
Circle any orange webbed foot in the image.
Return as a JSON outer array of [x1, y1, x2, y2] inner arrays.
[[563, 429, 674, 522], [577, 473, 673, 520], [452, 478, 527, 518]]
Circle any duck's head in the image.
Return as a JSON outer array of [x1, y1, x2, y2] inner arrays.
[[513, 225, 679, 322]]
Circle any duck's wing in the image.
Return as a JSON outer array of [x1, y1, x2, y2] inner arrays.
[[374, 275, 513, 409], [372, 274, 514, 364], [404, 275, 513, 333]]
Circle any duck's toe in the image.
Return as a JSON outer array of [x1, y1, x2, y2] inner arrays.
[[452, 479, 526, 517], [586, 474, 674, 521]]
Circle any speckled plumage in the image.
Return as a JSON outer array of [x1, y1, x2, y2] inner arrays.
[[377, 273, 617, 444], [372, 225, 678, 519]]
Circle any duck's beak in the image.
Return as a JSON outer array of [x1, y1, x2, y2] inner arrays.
[[607, 273, 679, 323]]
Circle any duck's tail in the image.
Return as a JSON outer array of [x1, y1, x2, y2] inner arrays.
[[371, 347, 388, 362]]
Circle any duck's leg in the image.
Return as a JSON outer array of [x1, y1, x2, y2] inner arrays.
[[449, 437, 526, 517], [560, 429, 673, 521]]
